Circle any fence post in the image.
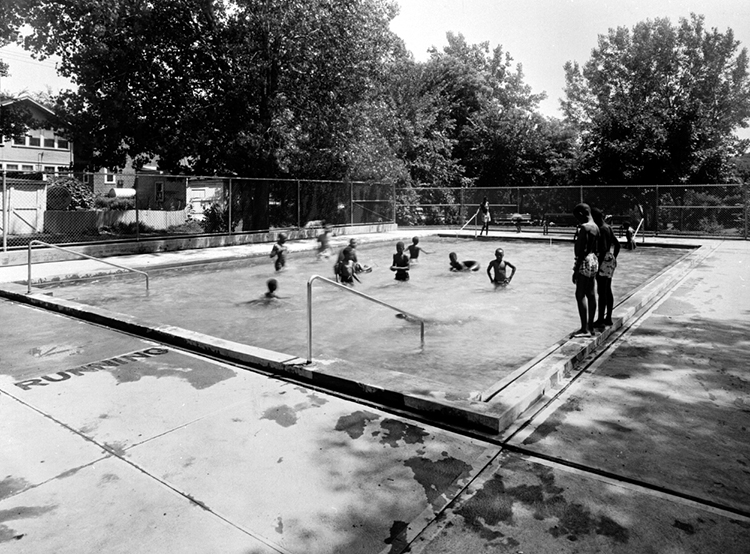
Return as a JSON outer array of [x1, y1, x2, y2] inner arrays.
[[297, 180, 301, 228], [135, 182, 140, 242], [350, 181, 354, 225], [392, 181, 396, 223], [655, 183, 659, 237], [745, 182, 748, 240], [459, 186, 464, 223], [2, 170, 6, 252], [228, 178, 233, 234]]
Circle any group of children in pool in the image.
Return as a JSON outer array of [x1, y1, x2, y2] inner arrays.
[[267, 229, 517, 294], [268, 212, 630, 338]]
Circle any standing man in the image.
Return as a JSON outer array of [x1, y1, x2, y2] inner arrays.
[[572, 203, 600, 336]]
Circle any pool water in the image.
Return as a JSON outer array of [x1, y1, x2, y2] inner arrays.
[[46, 237, 686, 394]]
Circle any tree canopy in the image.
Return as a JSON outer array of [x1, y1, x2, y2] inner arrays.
[[562, 13, 750, 186]]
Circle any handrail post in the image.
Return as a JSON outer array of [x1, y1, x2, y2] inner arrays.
[[307, 275, 424, 364], [307, 278, 314, 363]]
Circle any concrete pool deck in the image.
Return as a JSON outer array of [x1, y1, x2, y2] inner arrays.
[[1, 232, 748, 552], [0, 229, 714, 434]]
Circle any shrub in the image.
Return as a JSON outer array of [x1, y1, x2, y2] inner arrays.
[[94, 195, 135, 210], [166, 220, 204, 234], [48, 176, 94, 210], [199, 203, 230, 233]]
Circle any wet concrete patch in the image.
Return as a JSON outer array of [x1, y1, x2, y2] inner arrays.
[[0, 478, 30, 502], [453, 459, 629, 544], [380, 419, 429, 447], [261, 405, 298, 427], [0, 505, 57, 544], [404, 456, 472, 504], [334, 410, 381, 439], [414, 452, 750, 554]]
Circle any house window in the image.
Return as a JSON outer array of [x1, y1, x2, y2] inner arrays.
[[44, 166, 56, 174], [44, 138, 56, 148], [57, 139, 69, 149], [22, 165, 34, 171], [13, 136, 25, 145], [5, 164, 19, 170], [29, 137, 41, 147], [105, 170, 116, 184], [156, 182, 164, 201]]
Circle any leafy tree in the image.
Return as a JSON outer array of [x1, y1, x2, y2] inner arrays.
[[421, 33, 548, 188], [563, 14, 750, 188], [3, 0, 403, 229]]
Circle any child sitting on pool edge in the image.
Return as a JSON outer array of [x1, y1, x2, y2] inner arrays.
[[449, 252, 479, 272], [487, 248, 516, 287], [391, 241, 410, 281]]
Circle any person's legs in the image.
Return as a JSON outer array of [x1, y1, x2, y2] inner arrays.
[[595, 275, 606, 326], [575, 279, 588, 334], [576, 276, 596, 334], [604, 277, 614, 324], [586, 283, 597, 334]]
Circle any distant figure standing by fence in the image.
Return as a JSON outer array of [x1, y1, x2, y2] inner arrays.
[[478, 197, 491, 236]]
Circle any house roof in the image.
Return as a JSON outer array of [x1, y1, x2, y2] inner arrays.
[[0, 95, 56, 117]]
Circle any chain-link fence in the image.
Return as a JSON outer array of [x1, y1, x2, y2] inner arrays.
[[2, 172, 747, 250], [1, 170, 396, 250], [395, 183, 748, 239]]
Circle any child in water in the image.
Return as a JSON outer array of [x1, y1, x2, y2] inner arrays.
[[270, 233, 288, 271], [449, 252, 480, 271], [335, 248, 361, 286], [487, 248, 516, 286], [264, 278, 281, 299], [245, 278, 286, 305], [407, 237, 431, 262], [391, 241, 410, 281]]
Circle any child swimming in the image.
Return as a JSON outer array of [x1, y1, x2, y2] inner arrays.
[[407, 237, 431, 262], [449, 252, 480, 272]]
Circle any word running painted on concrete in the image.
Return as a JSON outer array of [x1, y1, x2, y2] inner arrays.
[[14, 348, 169, 391]]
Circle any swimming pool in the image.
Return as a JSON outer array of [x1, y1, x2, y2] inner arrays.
[[41, 237, 686, 397]]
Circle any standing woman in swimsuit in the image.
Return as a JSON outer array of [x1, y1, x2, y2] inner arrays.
[[592, 208, 620, 327]]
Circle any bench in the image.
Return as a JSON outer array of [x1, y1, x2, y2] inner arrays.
[[493, 212, 532, 225]]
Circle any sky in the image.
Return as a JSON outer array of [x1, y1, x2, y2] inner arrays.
[[1, 0, 749, 136]]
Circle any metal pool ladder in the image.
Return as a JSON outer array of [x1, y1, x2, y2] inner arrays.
[[27, 240, 149, 293], [307, 275, 424, 364]]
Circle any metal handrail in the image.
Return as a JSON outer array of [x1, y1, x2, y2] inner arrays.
[[27, 240, 149, 294], [307, 275, 424, 364], [457, 211, 478, 237]]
